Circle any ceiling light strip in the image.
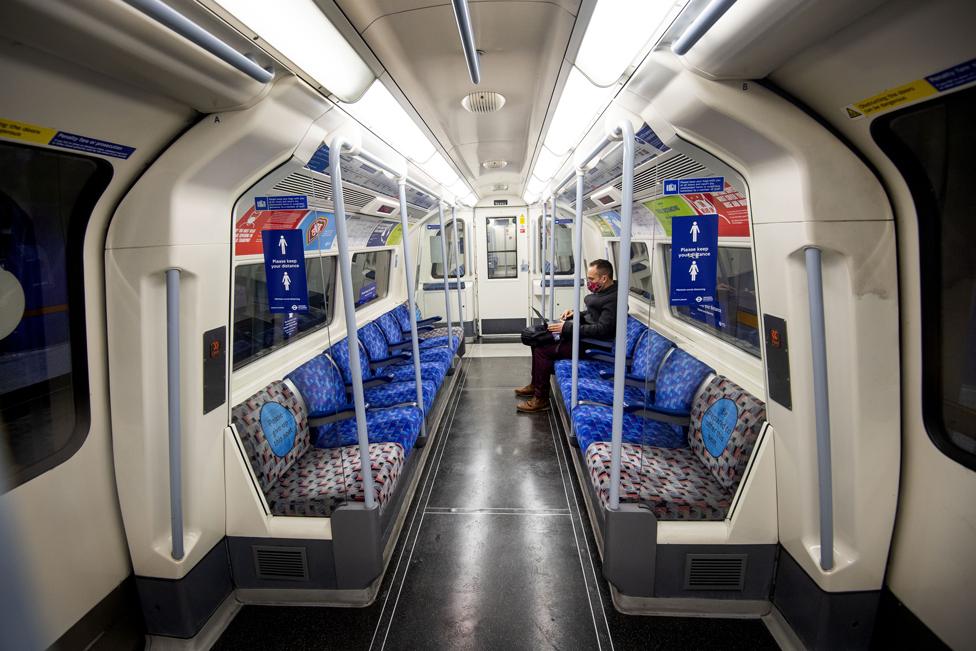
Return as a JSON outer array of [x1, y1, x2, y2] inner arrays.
[[125, 0, 272, 83]]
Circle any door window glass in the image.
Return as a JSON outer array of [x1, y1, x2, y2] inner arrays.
[[431, 220, 466, 278], [537, 220, 574, 275], [0, 142, 111, 488], [610, 240, 654, 304], [486, 216, 518, 279], [351, 249, 391, 308]]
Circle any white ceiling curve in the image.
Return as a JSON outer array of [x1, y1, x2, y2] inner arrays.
[[334, 0, 583, 197]]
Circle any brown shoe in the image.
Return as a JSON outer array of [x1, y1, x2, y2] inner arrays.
[[514, 384, 535, 397], [516, 397, 550, 413]]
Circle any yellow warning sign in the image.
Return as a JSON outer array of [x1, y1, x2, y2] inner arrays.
[[0, 117, 57, 144], [845, 79, 938, 119], [519, 215, 525, 225]]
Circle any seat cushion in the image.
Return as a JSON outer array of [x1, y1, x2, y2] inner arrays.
[[420, 325, 463, 341], [387, 361, 447, 387], [313, 405, 424, 454], [266, 443, 405, 517], [689, 376, 766, 490], [364, 378, 437, 414], [572, 404, 687, 454], [555, 359, 610, 385], [586, 442, 732, 520], [231, 380, 310, 494]]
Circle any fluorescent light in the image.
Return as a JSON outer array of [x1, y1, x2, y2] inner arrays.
[[576, 0, 684, 87], [448, 179, 471, 197], [214, 0, 374, 102], [462, 192, 478, 206], [342, 80, 436, 163], [532, 145, 566, 181], [422, 153, 461, 187], [544, 67, 616, 156], [527, 175, 547, 195]]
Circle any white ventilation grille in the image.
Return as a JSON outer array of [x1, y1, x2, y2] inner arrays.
[[684, 554, 747, 591], [617, 152, 707, 197], [491, 183, 510, 191], [482, 159, 508, 170], [271, 170, 429, 221], [462, 91, 506, 114], [253, 546, 309, 581]]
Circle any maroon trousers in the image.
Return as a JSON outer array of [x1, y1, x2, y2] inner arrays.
[[531, 338, 573, 398]]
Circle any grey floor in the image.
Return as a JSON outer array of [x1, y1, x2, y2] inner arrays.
[[216, 356, 777, 650]]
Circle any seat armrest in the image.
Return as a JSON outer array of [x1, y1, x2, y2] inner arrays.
[[347, 376, 393, 391], [624, 403, 690, 426], [403, 325, 435, 334], [388, 340, 413, 352], [307, 404, 365, 428], [417, 316, 442, 326], [597, 370, 652, 389], [369, 352, 410, 368], [581, 337, 612, 350]]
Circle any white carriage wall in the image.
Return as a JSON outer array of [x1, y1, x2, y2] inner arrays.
[[626, 51, 900, 593]]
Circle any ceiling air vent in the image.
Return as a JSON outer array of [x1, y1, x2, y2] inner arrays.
[[482, 160, 508, 170], [491, 183, 510, 192], [253, 545, 309, 581], [462, 91, 506, 114], [684, 554, 747, 591]]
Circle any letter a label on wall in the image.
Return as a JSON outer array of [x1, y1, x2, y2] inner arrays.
[[262, 229, 309, 313], [669, 214, 718, 306]]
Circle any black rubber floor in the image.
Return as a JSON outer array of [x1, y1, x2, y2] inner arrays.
[[215, 357, 778, 650]]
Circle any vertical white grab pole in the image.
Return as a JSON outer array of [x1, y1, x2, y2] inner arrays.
[[437, 203, 454, 352], [608, 122, 635, 511], [540, 200, 548, 317], [548, 196, 556, 321], [330, 137, 375, 509], [451, 205, 466, 341], [570, 172, 584, 411], [398, 180, 426, 430], [165, 268, 184, 560]]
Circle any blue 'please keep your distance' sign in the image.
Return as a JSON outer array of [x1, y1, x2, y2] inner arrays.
[[262, 229, 309, 313], [669, 214, 718, 307], [663, 177, 725, 195]]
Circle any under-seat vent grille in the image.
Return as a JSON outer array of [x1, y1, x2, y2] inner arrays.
[[253, 546, 309, 581], [683, 554, 747, 591]]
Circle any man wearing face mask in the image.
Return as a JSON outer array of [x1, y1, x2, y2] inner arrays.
[[516, 259, 617, 413]]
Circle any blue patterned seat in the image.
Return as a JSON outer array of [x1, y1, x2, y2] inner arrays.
[[393, 303, 464, 342], [328, 338, 437, 414], [553, 316, 650, 404], [359, 321, 450, 387], [286, 354, 424, 455], [378, 310, 459, 353], [230, 380, 405, 517], [558, 330, 675, 412], [584, 376, 767, 520], [570, 348, 714, 454]]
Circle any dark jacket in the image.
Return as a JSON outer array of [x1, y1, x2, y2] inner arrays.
[[561, 282, 617, 340]]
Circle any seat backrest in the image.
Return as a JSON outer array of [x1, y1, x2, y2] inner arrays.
[[392, 303, 411, 332], [631, 330, 674, 380], [376, 311, 406, 345], [329, 338, 371, 384], [231, 380, 310, 493], [689, 376, 767, 490], [625, 316, 647, 356], [653, 348, 714, 412], [286, 354, 346, 416], [359, 321, 391, 361]]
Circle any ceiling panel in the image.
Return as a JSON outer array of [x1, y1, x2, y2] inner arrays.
[[335, 0, 580, 197]]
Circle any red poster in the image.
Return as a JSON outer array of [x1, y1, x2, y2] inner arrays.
[[684, 183, 750, 237], [234, 208, 307, 255]]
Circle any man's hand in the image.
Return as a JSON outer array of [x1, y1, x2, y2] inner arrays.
[[548, 322, 564, 334], [560, 309, 573, 321]]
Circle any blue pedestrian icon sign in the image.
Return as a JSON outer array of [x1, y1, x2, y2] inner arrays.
[[663, 177, 725, 195], [262, 229, 309, 313], [669, 214, 718, 306]]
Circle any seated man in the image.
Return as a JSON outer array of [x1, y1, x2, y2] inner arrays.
[[516, 259, 617, 413]]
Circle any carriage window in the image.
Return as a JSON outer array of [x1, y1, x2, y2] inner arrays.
[[486, 216, 518, 279], [430, 221, 466, 279], [0, 141, 111, 489], [537, 220, 574, 275], [352, 249, 391, 308], [232, 256, 336, 369], [664, 244, 760, 357], [873, 86, 976, 470], [610, 240, 654, 304]]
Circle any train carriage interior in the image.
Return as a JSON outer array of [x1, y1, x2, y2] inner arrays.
[[0, 0, 974, 649]]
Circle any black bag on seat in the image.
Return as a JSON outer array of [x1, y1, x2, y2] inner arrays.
[[521, 324, 555, 347]]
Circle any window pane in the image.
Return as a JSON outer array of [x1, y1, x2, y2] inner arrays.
[[664, 244, 760, 357], [233, 255, 337, 369], [873, 87, 976, 466], [352, 250, 391, 308], [611, 240, 654, 304], [0, 142, 111, 485], [430, 221, 466, 279], [487, 216, 518, 279], [538, 221, 574, 275]]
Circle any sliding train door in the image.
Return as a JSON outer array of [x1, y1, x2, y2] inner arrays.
[[475, 205, 531, 335]]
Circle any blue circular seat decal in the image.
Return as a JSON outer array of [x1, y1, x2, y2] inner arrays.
[[260, 402, 297, 458], [701, 398, 738, 457]]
